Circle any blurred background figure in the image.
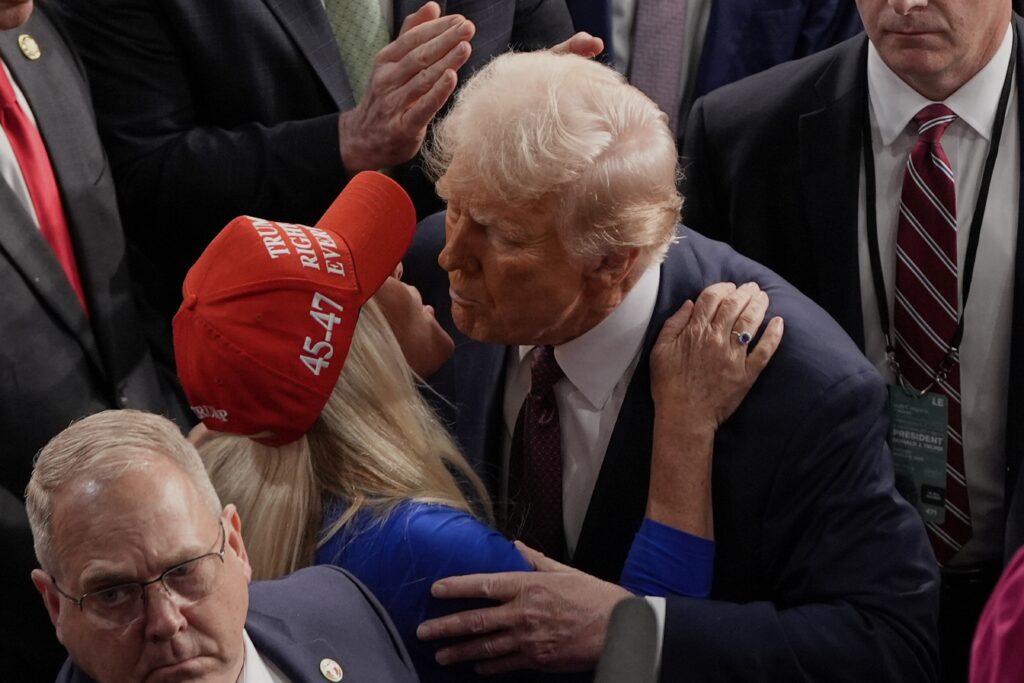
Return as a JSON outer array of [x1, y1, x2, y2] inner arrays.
[[0, 0, 188, 677], [969, 546, 1024, 683], [565, 0, 862, 138]]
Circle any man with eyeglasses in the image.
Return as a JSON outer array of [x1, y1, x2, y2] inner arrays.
[[25, 409, 418, 683]]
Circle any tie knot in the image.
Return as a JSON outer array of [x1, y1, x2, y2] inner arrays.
[[529, 345, 564, 397], [913, 104, 957, 143]]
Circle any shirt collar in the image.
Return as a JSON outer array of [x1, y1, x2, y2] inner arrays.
[[867, 22, 1013, 146], [238, 628, 277, 683], [516, 265, 661, 410]]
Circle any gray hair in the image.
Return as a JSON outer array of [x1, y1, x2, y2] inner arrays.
[[26, 409, 221, 572], [424, 51, 682, 266]]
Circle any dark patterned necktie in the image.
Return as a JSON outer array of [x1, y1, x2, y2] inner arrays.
[[507, 345, 567, 561], [629, 0, 688, 134], [894, 103, 972, 564]]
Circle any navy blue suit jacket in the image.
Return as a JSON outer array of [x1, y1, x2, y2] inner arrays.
[[52, 0, 573, 318], [406, 214, 939, 681], [55, 566, 418, 683], [565, 0, 861, 134], [682, 18, 1024, 561]]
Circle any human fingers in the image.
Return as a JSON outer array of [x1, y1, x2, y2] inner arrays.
[[427, 571, 524, 603], [730, 289, 769, 346], [401, 67, 459, 131], [747, 317, 784, 376], [653, 299, 694, 347], [418, 601, 513, 641], [709, 281, 759, 337], [513, 540, 572, 572], [385, 16, 474, 83], [550, 31, 604, 58], [689, 282, 737, 330], [436, 631, 520, 665], [397, 1, 442, 36]]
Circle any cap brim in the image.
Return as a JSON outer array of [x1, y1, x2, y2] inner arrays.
[[315, 171, 416, 304]]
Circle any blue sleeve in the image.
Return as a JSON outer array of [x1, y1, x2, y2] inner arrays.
[[317, 502, 531, 682], [620, 518, 715, 598]]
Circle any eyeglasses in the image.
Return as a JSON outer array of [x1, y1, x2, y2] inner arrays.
[[50, 523, 226, 629]]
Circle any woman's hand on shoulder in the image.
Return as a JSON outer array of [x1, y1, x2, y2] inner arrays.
[[650, 281, 784, 433]]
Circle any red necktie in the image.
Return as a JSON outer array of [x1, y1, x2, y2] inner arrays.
[[894, 103, 971, 563], [507, 345, 567, 561], [0, 65, 88, 313]]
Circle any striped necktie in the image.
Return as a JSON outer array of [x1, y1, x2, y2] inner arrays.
[[324, 0, 390, 101], [894, 103, 971, 564]]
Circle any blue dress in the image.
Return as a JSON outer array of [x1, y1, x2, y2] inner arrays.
[[316, 500, 713, 682]]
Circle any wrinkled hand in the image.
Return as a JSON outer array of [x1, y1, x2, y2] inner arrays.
[[550, 31, 605, 59], [417, 542, 631, 674], [651, 282, 783, 434], [339, 2, 475, 173]]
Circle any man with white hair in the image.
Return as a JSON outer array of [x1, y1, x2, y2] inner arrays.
[[404, 50, 939, 681], [27, 410, 417, 683]]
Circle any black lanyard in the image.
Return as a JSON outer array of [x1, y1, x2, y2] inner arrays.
[[862, 30, 1017, 394]]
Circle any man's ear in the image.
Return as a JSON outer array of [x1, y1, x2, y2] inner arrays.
[[589, 248, 641, 288], [31, 568, 64, 638], [223, 504, 252, 583]]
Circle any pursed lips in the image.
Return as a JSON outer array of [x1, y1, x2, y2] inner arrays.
[[449, 287, 474, 305]]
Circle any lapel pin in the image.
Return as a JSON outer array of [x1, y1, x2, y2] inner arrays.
[[319, 657, 343, 681], [18, 34, 40, 60]]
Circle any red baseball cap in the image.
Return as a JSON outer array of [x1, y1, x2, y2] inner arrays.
[[173, 171, 416, 446]]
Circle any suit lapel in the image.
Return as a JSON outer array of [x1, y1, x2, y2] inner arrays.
[[573, 242, 702, 581], [0, 19, 104, 375], [798, 37, 870, 348], [260, 0, 354, 110], [454, 339, 506, 491]]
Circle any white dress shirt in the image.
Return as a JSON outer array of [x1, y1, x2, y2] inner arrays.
[[0, 60, 42, 229], [859, 23, 1018, 566], [501, 265, 661, 558], [238, 628, 289, 683]]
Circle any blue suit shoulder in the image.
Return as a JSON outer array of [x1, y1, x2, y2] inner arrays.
[[669, 225, 881, 393], [247, 565, 418, 682]]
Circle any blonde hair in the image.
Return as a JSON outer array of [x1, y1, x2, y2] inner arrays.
[[424, 51, 682, 267], [26, 409, 220, 573], [199, 299, 489, 579]]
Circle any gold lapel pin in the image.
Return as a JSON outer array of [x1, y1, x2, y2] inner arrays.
[[17, 34, 40, 60], [319, 657, 343, 682]]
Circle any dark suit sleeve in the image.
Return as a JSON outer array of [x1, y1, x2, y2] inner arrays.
[[659, 370, 939, 682], [51, 0, 344, 258], [679, 97, 726, 240], [510, 0, 574, 49]]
